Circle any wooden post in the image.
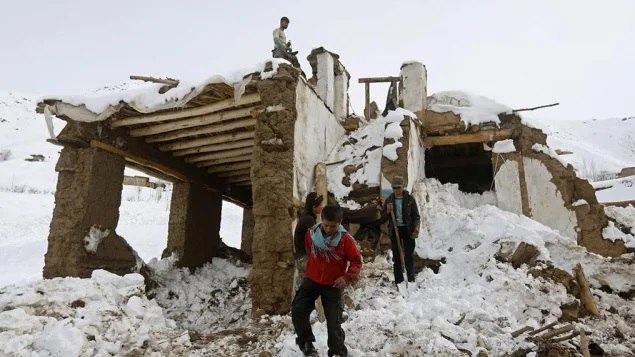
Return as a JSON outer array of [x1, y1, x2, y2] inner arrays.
[[574, 263, 600, 317], [365, 82, 370, 120], [580, 330, 591, 357], [314, 161, 328, 322], [315, 162, 328, 218]]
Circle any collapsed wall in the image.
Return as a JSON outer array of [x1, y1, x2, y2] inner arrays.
[[492, 115, 626, 257]]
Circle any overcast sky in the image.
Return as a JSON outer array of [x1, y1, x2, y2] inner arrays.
[[2, 0, 633, 120]]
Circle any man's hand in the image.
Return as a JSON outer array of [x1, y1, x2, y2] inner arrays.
[[413, 228, 420, 238], [386, 203, 394, 214], [333, 276, 348, 289]]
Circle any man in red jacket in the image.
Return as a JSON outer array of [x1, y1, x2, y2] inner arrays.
[[292, 205, 362, 357]]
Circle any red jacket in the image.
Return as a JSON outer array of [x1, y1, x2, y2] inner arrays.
[[304, 228, 362, 286]]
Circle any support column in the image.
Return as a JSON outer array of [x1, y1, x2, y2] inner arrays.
[[400, 62, 428, 114], [333, 63, 349, 121], [250, 65, 299, 315], [241, 207, 254, 256], [163, 182, 223, 268], [44, 146, 136, 278], [316, 52, 335, 110]]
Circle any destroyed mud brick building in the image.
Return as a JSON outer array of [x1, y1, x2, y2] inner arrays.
[[36, 47, 630, 316]]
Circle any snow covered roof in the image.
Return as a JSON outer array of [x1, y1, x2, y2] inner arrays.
[[427, 90, 513, 127], [35, 59, 287, 123]]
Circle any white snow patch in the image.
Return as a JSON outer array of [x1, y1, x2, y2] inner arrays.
[[427, 91, 512, 127], [492, 139, 516, 153], [572, 199, 588, 207], [531, 143, 572, 169], [382, 141, 403, 161], [327, 109, 414, 201], [83, 225, 110, 253], [602, 221, 635, 248]]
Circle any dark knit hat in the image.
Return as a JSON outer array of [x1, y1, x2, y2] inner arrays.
[[305, 192, 324, 212]]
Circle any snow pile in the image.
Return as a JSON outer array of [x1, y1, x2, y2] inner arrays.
[[277, 179, 634, 356], [604, 205, 635, 248], [0, 270, 190, 357], [39, 59, 287, 122], [427, 90, 512, 127], [327, 108, 414, 202], [147, 256, 252, 333], [492, 139, 516, 153]]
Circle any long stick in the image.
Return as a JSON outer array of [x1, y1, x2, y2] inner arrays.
[[389, 209, 407, 286], [130, 75, 179, 86], [512, 102, 559, 113]]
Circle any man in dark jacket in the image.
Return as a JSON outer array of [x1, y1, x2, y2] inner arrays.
[[293, 192, 324, 289], [292, 205, 362, 357], [381, 176, 421, 284]]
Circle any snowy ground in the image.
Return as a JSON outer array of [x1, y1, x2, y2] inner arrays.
[[2, 179, 633, 356]]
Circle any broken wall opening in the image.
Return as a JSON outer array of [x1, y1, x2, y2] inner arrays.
[[424, 143, 494, 193], [117, 173, 170, 263]]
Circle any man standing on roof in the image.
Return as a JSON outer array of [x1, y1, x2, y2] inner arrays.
[[380, 176, 421, 284], [292, 205, 362, 357], [272, 16, 303, 70]]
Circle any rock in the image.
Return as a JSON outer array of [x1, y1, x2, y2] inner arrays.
[[511, 242, 540, 268]]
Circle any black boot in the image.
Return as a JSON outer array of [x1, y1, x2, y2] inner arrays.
[[300, 341, 319, 357]]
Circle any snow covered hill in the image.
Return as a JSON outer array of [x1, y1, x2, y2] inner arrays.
[[525, 116, 635, 179]]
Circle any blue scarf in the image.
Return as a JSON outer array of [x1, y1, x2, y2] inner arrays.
[[309, 223, 347, 261]]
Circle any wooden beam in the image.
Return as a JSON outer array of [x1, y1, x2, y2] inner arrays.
[[197, 155, 251, 168], [207, 161, 252, 174], [184, 147, 253, 164], [159, 131, 254, 152], [130, 75, 179, 86], [128, 106, 258, 137], [358, 76, 401, 83], [217, 168, 251, 178], [111, 93, 261, 127], [423, 129, 514, 147], [236, 181, 252, 187], [171, 138, 254, 157], [90, 140, 188, 182], [145, 118, 257, 143], [226, 175, 251, 183]]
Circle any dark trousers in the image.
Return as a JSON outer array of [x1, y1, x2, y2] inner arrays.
[[292, 278, 347, 357], [391, 226, 416, 283]]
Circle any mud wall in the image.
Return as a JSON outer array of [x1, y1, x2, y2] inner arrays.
[[250, 65, 300, 315], [163, 182, 223, 268], [494, 120, 626, 257], [293, 79, 345, 203], [44, 146, 137, 278]]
